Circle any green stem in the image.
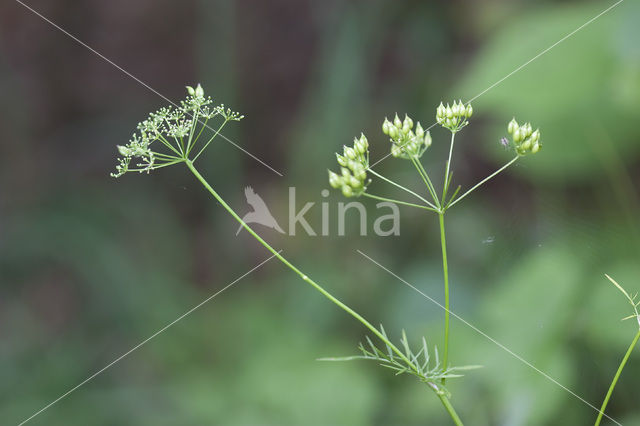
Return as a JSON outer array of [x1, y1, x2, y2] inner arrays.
[[442, 133, 456, 200], [185, 161, 462, 423], [186, 160, 463, 424], [409, 156, 441, 209], [447, 156, 519, 209], [192, 119, 229, 161], [368, 169, 437, 209], [362, 193, 437, 212], [594, 329, 640, 426], [438, 212, 450, 383], [438, 393, 463, 426]]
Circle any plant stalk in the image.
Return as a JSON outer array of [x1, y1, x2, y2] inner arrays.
[[438, 393, 463, 426], [594, 329, 640, 426], [185, 160, 463, 424], [447, 156, 519, 208], [438, 212, 450, 383]]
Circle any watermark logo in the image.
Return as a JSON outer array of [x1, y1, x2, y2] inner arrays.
[[236, 186, 285, 235], [237, 187, 400, 236]]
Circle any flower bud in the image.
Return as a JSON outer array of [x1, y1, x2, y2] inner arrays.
[[465, 104, 473, 117], [531, 142, 541, 154], [186, 86, 195, 96], [117, 145, 132, 156], [424, 131, 432, 147], [446, 105, 453, 119], [350, 161, 364, 175], [507, 118, 517, 134], [195, 84, 204, 98], [344, 146, 357, 160], [531, 129, 540, 143], [382, 118, 391, 135], [336, 153, 347, 167], [342, 185, 353, 197], [341, 167, 351, 179], [521, 139, 532, 151], [350, 176, 362, 188], [394, 114, 402, 128], [388, 125, 399, 139], [513, 128, 523, 143], [415, 122, 424, 139], [360, 133, 369, 150], [437, 102, 445, 118], [328, 171, 341, 188], [403, 115, 413, 131], [391, 145, 402, 157]]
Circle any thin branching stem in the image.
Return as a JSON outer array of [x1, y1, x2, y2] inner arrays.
[[410, 156, 441, 210], [188, 116, 210, 154], [192, 119, 230, 161], [185, 160, 463, 425], [442, 132, 456, 200], [185, 110, 200, 153], [362, 193, 438, 212], [368, 169, 437, 210], [155, 134, 184, 158], [448, 156, 519, 208]]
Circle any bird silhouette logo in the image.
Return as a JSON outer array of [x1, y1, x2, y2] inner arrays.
[[236, 186, 285, 235]]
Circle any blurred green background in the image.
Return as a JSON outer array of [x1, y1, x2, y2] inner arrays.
[[1, 0, 639, 424]]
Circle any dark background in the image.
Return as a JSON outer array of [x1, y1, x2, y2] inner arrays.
[[1, 0, 639, 424]]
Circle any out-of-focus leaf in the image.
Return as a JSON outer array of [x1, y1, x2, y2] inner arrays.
[[456, 2, 640, 182]]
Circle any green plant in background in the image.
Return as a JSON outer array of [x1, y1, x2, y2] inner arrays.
[[111, 85, 467, 425], [327, 100, 541, 423], [594, 275, 640, 426]]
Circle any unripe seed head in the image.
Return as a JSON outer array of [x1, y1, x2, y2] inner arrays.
[[514, 128, 523, 143], [328, 170, 341, 188], [382, 118, 391, 135], [403, 115, 413, 130], [424, 131, 432, 147], [394, 114, 402, 128], [344, 146, 356, 160], [531, 142, 541, 154]]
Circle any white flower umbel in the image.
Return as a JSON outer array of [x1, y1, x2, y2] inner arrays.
[[111, 84, 243, 178]]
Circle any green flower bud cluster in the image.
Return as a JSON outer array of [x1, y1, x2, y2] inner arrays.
[[382, 114, 432, 159], [436, 100, 472, 133], [328, 133, 370, 197], [507, 118, 541, 155]]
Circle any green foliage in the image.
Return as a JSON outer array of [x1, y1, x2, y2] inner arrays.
[[320, 327, 481, 396]]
